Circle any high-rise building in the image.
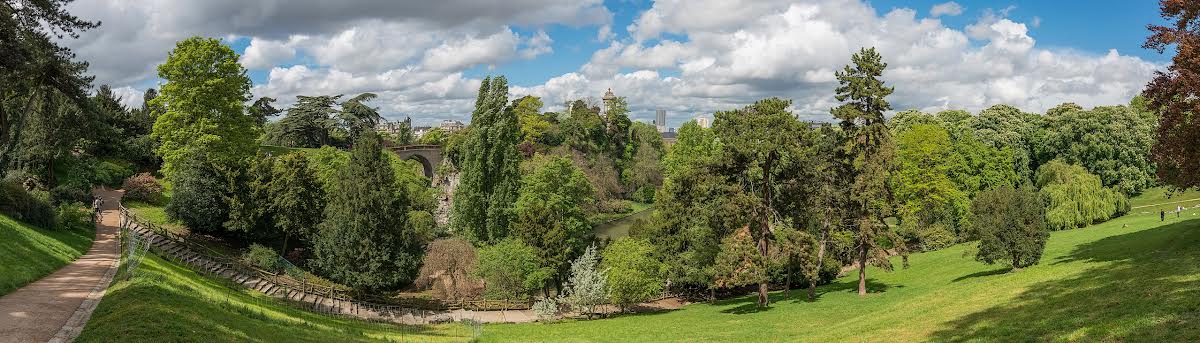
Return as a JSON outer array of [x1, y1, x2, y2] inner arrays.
[[655, 109, 667, 133], [695, 115, 711, 128]]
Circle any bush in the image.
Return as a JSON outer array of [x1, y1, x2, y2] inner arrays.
[[165, 154, 230, 234], [1036, 160, 1126, 230], [602, 238, 663, 312], [532, 296, 564, 321], [632, 186, 656, 204], [49, 185, 92, 206], [473, 238, 550, 302], [596, 199, 631, 214], [563, 245, 607, 318], [122, 173, 164, 203], [415, 238, 479, 300], [0, 181, 56, 228], [94, 160, 135, 188], [55, 203, 92, 231], [243, 244, 283, 273], [972, 186, 1048, 270]]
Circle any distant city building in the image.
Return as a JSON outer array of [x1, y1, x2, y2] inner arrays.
[[375, 117, 411, 135], [655, 109, 667, 133], [601, 88, 617, 119], [412, 126, 433, 138], [440, 119, 465, 132], [695, 115, 711, 128], [661, 127, 678, 145]]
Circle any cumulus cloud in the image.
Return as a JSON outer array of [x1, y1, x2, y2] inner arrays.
[[63, 0, 1160, 127], [930, 2, 964, 17]]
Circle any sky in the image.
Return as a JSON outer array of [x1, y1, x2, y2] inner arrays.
[[63, 0, 1171, 127]]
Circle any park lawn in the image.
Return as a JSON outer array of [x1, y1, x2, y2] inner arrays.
[[77, 253, 473, 343], [484, 210, 1200, 342], [1129, 186, 1200, 209], [0, 214, 94, 297]]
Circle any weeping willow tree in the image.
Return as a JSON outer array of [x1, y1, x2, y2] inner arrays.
[[1036, 160, 1129, 231]]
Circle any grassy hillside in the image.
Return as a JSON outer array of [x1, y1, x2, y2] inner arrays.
[[1129, 187, 1200, 209], [77, 254, 472, 343], [484, 210, 1200, 342], [0, 214, 93, 296]]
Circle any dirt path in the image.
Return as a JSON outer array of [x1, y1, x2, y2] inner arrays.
[[0, 188, 123, 343]]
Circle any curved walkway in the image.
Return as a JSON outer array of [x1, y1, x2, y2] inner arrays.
[[0, 189, 123, 343]]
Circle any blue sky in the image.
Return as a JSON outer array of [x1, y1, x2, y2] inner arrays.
[[70, 0, 1171, 126]]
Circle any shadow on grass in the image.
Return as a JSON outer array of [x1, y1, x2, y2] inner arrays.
[[930, 219, 1200, 342], [951, 268, 1010, 282]]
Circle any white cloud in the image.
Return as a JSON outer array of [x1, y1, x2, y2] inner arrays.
[[930, 2, 964, 17], [520, 30, 554, 59], [240, 37, 296, 69], [422, 28, 521, 71], [110, 86, 145, 110]]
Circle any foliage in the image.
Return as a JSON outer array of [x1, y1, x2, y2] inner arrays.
[[532, 296, 564, 321], [473, 238, 550, 301], [624, 121, 664, 196], [310, 133, 422, 291], [122, 173, 163, 203], [268, 152, 324, 253], [150, 37, 257, 181], [452, 76, 522, 244], [276, 95, 341, 148], [224, 154, 274, 239], [54, 202, 91, 231], [950, 132, 1019, 197], [49, 184, 90, 206], [892, 123, 970, 248], [0, 181, 56, 228], [164, 151, 229, 234], [415, 238, 479, 300], [971, 186, 1048, 270], [563, 244, 607, 318], [602, 237, 663, 311], [712, 226, 767, 290], [338, 93, 383, 141], [1036, 160, 1128, 231], [1036, 103, 1157, 195], [969, 104, 1037, 181], [242, 244, 283, 273], [514, 95, 550, 146], [712, 97, 808, 306], [513, 155, 595, 283], [1144, 0, 1200, 189], [831, 47, 902, 296]]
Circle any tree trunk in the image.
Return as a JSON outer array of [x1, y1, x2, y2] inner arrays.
[[281, 233, 290, 256], [857, 242, 868, 296], [0, 90, 38, 169], [809, 216, 830, 302]]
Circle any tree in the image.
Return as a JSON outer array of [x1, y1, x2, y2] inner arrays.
[[971, 186, 1048, 270], [602, 237, 663, 312], [512, 155, 595, 287], [415, 238, 479, 300], [164, 151, 230, 234], [712, 97, 807, 307], [969, 104, 1036, 181], [224, 153, 275, 240], [339, 93, 383, 141], [310, 132, 422, 291], [514, 95, 550, 146], [248, 96, 281, 127], [563, 244, 607, 318], [279, 95, 341, 148], [451, 76, 522, 244], [269, 151, 324, 254], [831, 47, 903, 296], [1, 0, 97, 170], [1036, 160, 1128, 231], [1144, 0, 1200, 190], [892, 123, 969, 249], [1037, 104, 1157, 195], [802, 124, 853, 301], [474, 238, 551, 302], [625, 122, 664, 201], [712, 226, 767, 294], [150, 37, 257, 181]]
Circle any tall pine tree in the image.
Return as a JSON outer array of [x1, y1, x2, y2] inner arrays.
[[451, 76, 522, 244], [311, 132, 421, 291], [831, 47, 904, 296]]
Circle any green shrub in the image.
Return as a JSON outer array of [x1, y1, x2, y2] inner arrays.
[[0, 181, 56, 228], [49, 185, 92, 206], [242, 244, 283, 273], [94, 160, 135, 187], [55, 203, 92, 231], [632, 186, 656, 204], [597, 199, 632, 214]]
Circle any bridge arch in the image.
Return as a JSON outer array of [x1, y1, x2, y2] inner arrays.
[[387, 144, 443, 179]]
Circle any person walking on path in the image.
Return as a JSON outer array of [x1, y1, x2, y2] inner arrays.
[[1161, 209, 1166, 222], [0, 188, 124, 343]]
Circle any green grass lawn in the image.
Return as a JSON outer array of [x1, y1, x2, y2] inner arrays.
[[484, 210, 1200, 342], [77, 253, 473, 343], [0, 214, 94, 296], [1129, 186, 1200, 209]]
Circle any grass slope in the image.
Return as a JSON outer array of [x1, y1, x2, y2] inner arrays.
[[484, 210, 1200, 342], [0, 214, 93, 296], [77, 254, 471, 343]]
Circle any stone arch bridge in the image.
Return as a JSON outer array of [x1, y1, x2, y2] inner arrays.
[[387, 144, 443, 178]]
